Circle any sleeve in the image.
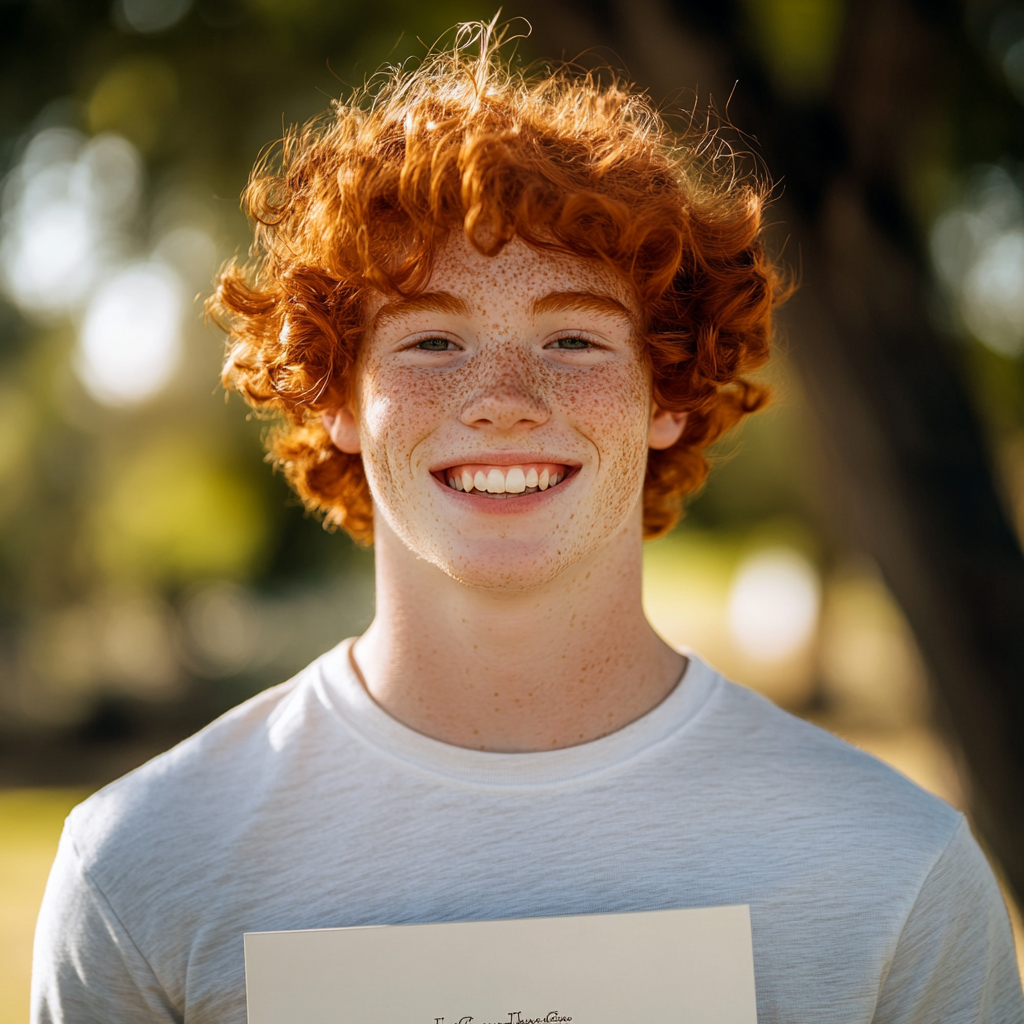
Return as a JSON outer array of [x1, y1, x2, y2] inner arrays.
[[874, 816, 1024, 1023], [31, 825, 180, 1024]]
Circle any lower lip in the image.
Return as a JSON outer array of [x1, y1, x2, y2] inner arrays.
[[431, 469, 579, 513]]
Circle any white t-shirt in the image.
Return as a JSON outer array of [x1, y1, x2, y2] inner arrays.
[[32, 640, 1023, 1023]]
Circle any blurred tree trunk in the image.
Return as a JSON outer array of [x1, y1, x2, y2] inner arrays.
[[519, 0, 1024, 902]]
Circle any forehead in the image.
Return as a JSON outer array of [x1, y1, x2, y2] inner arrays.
[[364, 232, 638, 325]]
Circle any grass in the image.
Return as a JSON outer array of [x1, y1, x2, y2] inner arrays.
[[0, 788, 93, 1024]]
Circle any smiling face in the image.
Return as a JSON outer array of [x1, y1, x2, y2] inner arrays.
[[325, 233, 685, 590]]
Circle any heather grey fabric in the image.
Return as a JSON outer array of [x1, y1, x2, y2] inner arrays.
[[32, 640, 1024, 1023]]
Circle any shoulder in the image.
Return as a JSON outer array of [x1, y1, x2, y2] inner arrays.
[[690, 671, 963, 857], [64, 654, 330, 886]]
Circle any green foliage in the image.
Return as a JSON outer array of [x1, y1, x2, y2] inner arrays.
[[0, 0, 486, 718], [1, 0, 1020, 727], [740, 0, 846, 99], [88, 434, 270, 585], [86, 55, 180, 156]]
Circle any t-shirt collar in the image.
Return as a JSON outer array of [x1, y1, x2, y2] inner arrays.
[[314, 638, 721, 789]]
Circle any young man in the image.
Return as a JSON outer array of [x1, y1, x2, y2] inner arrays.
[[32, 27, 1023, 1023]]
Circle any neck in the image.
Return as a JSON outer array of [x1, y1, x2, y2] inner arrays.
[[352, 517, 685, 753]]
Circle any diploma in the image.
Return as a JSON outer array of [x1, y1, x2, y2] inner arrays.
[[245, 905, 756, 1024]]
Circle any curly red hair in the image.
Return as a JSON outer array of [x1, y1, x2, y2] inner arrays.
[[209, 23, 785, 544]]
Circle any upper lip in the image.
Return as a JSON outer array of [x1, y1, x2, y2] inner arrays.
[[427, 452, 582, 473]]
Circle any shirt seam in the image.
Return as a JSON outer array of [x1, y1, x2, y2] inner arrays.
[[65, 820, 180, 1019], [869, 813, 968, 1018]]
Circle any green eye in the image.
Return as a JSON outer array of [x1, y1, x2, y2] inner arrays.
[[552, 337, 591, 350], [416, 338, 453, 351]]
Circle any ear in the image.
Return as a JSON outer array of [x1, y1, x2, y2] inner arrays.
[[648, 404, 688, 450], [322, 407, 362, 454]]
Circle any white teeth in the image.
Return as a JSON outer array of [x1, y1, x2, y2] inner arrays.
[[505, 467, 526, 493], [447, 465, 568, 495]]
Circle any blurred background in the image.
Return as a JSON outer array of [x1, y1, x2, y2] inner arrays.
[[2, 0, 1024, 1017]]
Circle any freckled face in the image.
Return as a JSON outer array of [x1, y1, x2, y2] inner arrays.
[[353, 233, 654, 590]]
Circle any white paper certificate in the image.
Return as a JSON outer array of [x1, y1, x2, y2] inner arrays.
[[244, 904, 757, 1024]]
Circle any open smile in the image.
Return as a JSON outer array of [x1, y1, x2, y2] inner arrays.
[[433, 462, 575, 498]]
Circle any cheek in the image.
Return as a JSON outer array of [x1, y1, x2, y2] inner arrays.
[[561, 361, 652, 469], [358, 364, 450, 461]]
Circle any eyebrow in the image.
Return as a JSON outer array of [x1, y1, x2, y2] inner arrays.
[[370, 291, 470, 330], [532, 291, 636, 325]]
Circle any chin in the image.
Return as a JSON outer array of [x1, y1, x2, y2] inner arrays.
[[428, 536, 582, 592], [374, 478, 644, 592]]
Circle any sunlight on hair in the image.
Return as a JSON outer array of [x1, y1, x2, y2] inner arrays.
[[76, 262, 184, 406], [727, 548, 821, 662], [209, 17, 782, 544]]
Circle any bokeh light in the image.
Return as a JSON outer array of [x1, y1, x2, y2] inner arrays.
[[181, 582, 258, 678], [76, 262, 185, 406], [990, 4, 1024, 103], [930, 165, 1024, 356], [118, 0, 194, 35], [0, 130, 142, 320], [727, 548, 821, 662], [4, 7, 1024, 1016]]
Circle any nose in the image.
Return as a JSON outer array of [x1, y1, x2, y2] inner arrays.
[[459, 356, 550, 433]]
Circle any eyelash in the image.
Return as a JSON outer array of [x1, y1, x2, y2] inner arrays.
[[410, 334, 601, 353], [548, 336, 593, 350], [414, 338, 457, 351]]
